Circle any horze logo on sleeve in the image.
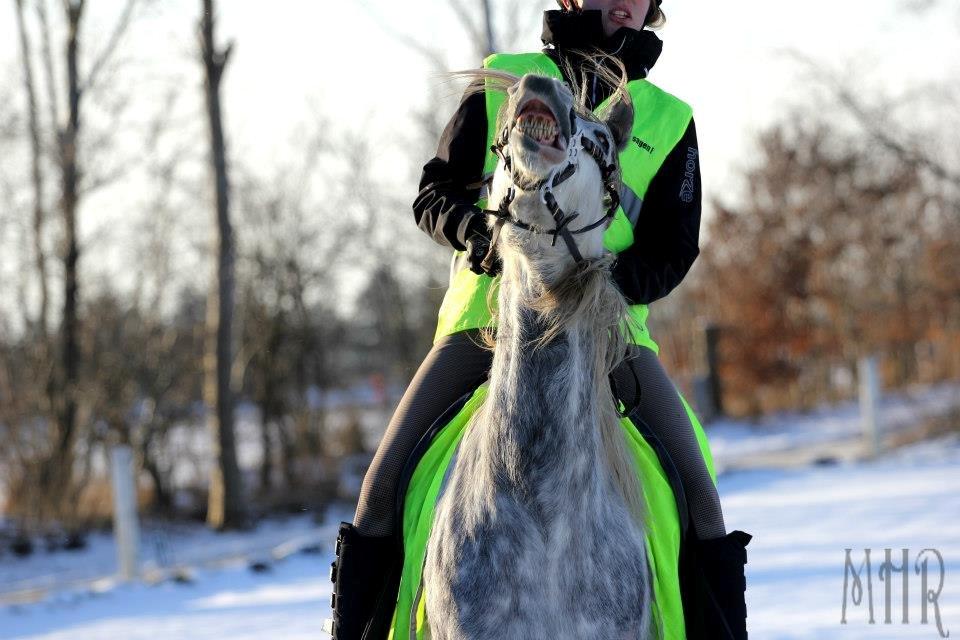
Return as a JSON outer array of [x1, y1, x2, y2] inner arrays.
[[841, 547, 950, 638], [679, 146, 697, 203], [631, 136, 655, 154]]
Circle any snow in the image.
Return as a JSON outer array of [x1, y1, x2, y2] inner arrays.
[[725, 435, 960, 639], [0, 513, 335, 601], [708, 381, 960, 469], [1, 559, 331, 640], [2, 428, 959, 638]]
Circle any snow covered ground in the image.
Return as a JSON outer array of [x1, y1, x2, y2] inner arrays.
[[726, 434, 960, 639], [708, 381, 960, 469], [2, 434, 958, 638], [0, 513, 336, 601]]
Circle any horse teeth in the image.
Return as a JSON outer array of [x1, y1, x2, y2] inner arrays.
[[518, 114, 558, 144]]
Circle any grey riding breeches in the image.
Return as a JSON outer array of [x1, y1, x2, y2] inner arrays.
[[353, 329, 727, 540]]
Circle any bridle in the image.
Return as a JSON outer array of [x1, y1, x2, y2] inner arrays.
[[477, 100, 643, 419], [477, 104, 622, 270]]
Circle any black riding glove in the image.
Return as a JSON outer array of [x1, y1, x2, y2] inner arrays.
[[465, 232, 501, 277], [464, 215, 502, 277]]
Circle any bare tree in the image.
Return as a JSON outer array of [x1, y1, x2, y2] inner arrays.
[[13, 0, 50, 340], [231, 122, 368, 498], [443, 0, 543, 62], [44, 0, 85, 516], [10, 0, 145, 520], [199, 0, 245, 530], [787, 51, 960, 191], [785, 0, 960, 196]]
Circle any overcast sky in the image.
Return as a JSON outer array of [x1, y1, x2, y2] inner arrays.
[[0, 0, 960, 210], [227, 0, 960, 202], [6, 1, 958, 202], [0, 0, 957, 317]]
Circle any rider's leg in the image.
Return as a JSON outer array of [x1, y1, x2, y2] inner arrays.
[[354, 328, 493, 536], [611, 347, 750, 639], [610, 344, 727, 540], [330, 329, 493, 640]]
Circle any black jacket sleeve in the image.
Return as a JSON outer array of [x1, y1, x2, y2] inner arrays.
[[412, 85, 489, 251], [611, 117, 702, 305]]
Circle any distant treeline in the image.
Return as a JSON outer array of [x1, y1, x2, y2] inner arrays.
[[654, 112, 960, 416]]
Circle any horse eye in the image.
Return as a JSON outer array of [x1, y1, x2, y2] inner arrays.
[[596, 132, 610, 154]]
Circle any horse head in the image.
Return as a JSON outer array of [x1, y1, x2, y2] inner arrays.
[[481, 60, 635, 289]]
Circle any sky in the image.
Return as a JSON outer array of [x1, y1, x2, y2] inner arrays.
[[226, 0, 960, 203], [3, 0, 958, 208], [0, 0, 958, 318]]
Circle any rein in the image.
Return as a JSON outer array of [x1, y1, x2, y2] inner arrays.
[[478, 107, 622, 270]]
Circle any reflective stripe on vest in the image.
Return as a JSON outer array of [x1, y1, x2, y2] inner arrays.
[[433, 52, 693, 351]]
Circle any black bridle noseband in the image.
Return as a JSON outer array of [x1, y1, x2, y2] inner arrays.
[[478, 106, 622, 270]]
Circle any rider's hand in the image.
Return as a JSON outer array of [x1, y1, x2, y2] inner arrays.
[[466, 232, 502, 277], [464, 213, 502, 277]]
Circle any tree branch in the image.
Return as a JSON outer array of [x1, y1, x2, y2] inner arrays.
[[83, 0, 138, 93], [35, 0, 61, 133], [786, 50, 960, 187]]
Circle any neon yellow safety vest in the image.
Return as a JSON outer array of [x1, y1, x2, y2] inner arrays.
[[433, 52, 694, 353]]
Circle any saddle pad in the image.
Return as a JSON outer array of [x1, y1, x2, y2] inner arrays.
[[388, 383, 717, 640]]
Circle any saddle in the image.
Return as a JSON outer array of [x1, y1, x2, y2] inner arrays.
[[361, 381, 745, 640]]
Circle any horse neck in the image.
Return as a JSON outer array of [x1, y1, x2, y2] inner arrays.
[[479, 273, 604, 484]]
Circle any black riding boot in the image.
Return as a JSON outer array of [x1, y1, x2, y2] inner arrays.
[[682, 529, 753, 640], [328, 522, 400, 640]]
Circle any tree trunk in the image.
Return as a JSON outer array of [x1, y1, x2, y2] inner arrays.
[[142, 453, 172, 514], [14, 0, 50, 340], [200, 0, 245, 530], [479, 0, 496, 58], [259, 403, 273, 493], [42, 0, 85, 518], [277, 415, 297, 489]]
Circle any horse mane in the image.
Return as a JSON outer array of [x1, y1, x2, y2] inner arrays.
[[523, 255, 649, 531], [476, 253, 649, 533]]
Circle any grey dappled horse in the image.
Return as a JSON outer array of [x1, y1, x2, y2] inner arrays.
[[423, 61, 657, 640]]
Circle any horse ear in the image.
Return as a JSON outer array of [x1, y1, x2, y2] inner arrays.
[[602, 97, 634, 153]]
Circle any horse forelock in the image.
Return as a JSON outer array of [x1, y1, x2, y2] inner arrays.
[[448, 51, 631, 137], [558, 49, 632, 118], [447, 68, 521, 136]]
